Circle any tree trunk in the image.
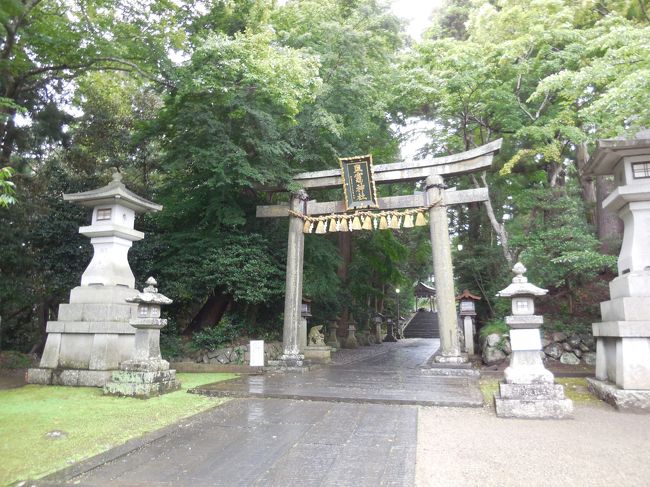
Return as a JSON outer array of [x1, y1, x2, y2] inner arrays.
[[29, 299, 52, 355], [472, 172, 514, 266], [596, 176, 623, 254], [183, 290, 232, 336], [575, 142, 597, 226], [337, 231, 352, 336]]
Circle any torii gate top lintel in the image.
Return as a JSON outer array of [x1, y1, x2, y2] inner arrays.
[[256, 139, 502, 218], [290, 138, 503, 190]]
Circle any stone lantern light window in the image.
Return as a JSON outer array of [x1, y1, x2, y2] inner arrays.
[[632, 161, 650, 179], [138, 305, 149, 318], [96, 208, 112, 221]]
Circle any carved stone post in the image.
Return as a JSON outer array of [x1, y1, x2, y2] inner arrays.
[[280, 190, 308, 366], [426, 175, 466, 363]]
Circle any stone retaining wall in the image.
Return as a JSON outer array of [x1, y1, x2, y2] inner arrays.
[[481, 331, 596, 366], [175, 341, 284, 365]]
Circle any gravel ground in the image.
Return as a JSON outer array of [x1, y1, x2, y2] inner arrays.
[[416, 402, 650, 487]]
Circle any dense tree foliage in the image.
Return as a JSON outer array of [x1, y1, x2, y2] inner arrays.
[[1, 0, 648, 351]]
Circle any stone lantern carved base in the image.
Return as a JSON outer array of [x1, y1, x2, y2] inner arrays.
[[495, 343, 573, 419], [104, 359, 180, 398]]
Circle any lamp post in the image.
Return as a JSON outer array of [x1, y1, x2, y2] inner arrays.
[[396, 288, 401, 339]]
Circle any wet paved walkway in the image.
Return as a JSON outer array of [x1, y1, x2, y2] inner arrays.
[[193, 339, 482, 407], [40, 339, 480, 487]]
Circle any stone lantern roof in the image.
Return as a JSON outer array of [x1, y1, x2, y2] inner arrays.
[[63, 171, 163, 213], [584, 135, 650, 176], [126, 277, 173, 306], [456, 289, 481, 301], [496, 262, 548, 298]]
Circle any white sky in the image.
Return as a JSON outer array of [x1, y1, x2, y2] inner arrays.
[[390, 0, 440, 40]]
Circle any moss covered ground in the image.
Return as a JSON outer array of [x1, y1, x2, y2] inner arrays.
[[0, 373, 235, 486]]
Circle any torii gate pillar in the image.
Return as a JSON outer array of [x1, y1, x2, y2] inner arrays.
[[279, 190, 308, 366], [427, 175, 465, 363]]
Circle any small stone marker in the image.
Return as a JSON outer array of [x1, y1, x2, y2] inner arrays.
[[249, 340, 265, 367], [493, 263, 573, 419]]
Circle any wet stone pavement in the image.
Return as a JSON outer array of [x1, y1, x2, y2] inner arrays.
[[41, 339, 481, 487], [193, 339, 482, 407]]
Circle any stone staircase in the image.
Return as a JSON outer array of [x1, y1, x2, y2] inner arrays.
[[403, 310, 439, 338]]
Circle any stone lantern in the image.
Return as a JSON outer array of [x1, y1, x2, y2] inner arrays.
[[456, 289, 480, 355], [493, 263, 573, 419], [326, 317, 341, 349], [343, 314, 358, 349], [372, 313, 384, 344], [383, 317, 397, 342], [104, 277, 180, 398], [299, 297, 312, 352], [585, 134, 650, 411], [27, 170, 162, 387]]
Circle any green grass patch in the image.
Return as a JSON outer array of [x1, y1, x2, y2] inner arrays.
[[479, 377, 600, 407], [0, 373, 236, 486]]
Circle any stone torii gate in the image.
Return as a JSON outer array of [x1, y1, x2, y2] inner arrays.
[[257, 139, 502, 366]]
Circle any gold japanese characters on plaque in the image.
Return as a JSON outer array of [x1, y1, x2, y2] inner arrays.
[[339, 154, 379, 211]]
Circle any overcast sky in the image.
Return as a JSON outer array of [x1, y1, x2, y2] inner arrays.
[[390, 0, 441, 40]]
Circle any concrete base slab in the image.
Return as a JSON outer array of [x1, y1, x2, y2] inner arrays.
[[27, 368, 112, 387], [587, 377, 650, 413]]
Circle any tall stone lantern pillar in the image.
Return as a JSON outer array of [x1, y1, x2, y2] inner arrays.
[[27, 171, 162, 387], [494, 263, 573, 419], [585, 135, 650, 411]]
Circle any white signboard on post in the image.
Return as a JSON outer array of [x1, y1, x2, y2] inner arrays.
[[249, 340, 265, 367]]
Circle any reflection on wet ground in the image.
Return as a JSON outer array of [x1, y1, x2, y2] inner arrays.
[[194, 338, 482, 407]]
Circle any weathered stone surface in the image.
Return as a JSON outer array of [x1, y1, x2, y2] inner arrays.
[[303, 346, 331, 363], [482, 346, 506, 365], [502, 338, 512, 355], [551, 332, 567, 342], [583, 352, 597, 366], [544, 343, 563, 360], [574, 349, 583, 358], [579, 343, 590, 352], [486, 333, 501, 348], [541, 337, 551, 348], [567, 334, 581, 348], [494, 395, 574, 419], [498, 382, 566, 400], [580, 334, 596, 349], [560, 352, 580, 365], [587, 378, 650, 412], [563, 342, 573, 351]]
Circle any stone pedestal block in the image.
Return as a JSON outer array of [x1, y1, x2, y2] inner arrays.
[[303, 346, 331, 363], [587, 378, 650, 412]]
